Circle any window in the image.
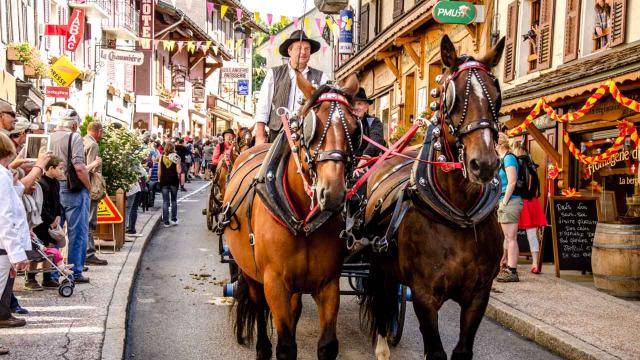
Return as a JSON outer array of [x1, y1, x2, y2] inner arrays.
[[593, 0, 611, 51], [527, 0, 541, 71], [0, 0, 7, 44], [21, 2, 27, 42]]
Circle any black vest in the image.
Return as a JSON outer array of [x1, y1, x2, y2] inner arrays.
[[268, 64, 324, 132]]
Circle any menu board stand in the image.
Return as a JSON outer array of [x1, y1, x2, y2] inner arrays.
[[549, 196, 601, 278]]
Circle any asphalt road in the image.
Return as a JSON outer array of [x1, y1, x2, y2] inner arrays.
[[125, 183, 561, 360]]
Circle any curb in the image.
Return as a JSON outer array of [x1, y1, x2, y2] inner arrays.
[[100, 212, 162, 360], [485, 298, 620, 360]]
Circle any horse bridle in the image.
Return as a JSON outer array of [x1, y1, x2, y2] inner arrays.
[[428, 59, 502, 176]]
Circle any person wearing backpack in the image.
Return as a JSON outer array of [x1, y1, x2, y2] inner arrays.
[[496, 133, 523, 283], [512, 147, 547, 274]]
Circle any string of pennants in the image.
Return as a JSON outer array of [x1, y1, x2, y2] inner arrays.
[[137, 38, 241, 55], [508, 79, 640, 165]]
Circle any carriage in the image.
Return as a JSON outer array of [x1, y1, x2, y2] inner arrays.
[[203, 35, 506, 359]]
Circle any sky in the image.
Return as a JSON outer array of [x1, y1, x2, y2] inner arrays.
[[241, 0, 314, 18]]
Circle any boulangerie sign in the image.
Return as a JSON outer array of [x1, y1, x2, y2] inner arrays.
[[65, 9, 85, 52]]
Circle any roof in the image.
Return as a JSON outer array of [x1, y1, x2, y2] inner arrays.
[[502, 41, 640, 112], [156, 0, 231, 61]]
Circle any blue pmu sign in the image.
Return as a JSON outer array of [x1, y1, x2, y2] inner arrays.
[[339, 9, 353, 54], [237, 79, 249, 95]]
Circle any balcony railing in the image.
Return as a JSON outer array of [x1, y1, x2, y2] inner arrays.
[[103, 1, 139, 38], [70, 0, 112, 17]]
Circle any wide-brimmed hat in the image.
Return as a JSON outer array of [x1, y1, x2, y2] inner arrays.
[[222, 129, 235, 137], [10, 117, 39, 134], [279, 30, 321, 57], [353, 88, 373, 105]]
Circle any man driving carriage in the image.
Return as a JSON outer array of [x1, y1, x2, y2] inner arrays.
[[352, 88, 384, 177], [254, 30, 329, 144]]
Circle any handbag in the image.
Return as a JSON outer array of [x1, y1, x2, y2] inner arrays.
[[90, 172, 106, 201], [66, 133, 84, 192], [48, 225, 67, 248]]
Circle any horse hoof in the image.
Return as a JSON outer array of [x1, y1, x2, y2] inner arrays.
[[256, 348, 272, 360], [375, 334, 390, 360]]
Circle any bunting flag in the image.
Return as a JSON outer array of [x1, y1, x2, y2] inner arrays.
[[163, 40, 175, 51], [315, 18, 323, 33], [269, 35, 275, 45], [186, 41, 196, 53], [304, 17, 310, 31], [212, 45, 218, 55], [267, 13, 273, 25], [254, 11, 260, 23], [220, 4, 228, 18], [322, 45, 327, 55], [138, 38, 151, 49], [293, 17, 299, 28], [246, 38, 253, 48], [207, 2, 213, 16], [325, 18, 333, 30], [177, 41, 185, 52], [236, 8, 242, 21], [236, 39, 243, 50], [280, 15, 287, 26]]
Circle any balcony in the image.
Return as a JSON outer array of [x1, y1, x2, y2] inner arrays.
[[102, 1, 139, 41], [69, 0, 112, 19]]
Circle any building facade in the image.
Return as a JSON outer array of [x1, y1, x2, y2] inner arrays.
[[496, 0, 639, 221], [334, 0, 494, 141]]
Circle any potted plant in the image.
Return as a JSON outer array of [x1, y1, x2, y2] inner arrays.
[[24, 60, 48, 78], [7, 42, 33, 63]]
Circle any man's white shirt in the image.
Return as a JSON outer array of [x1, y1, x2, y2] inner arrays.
[[255, 64, 329, 125]]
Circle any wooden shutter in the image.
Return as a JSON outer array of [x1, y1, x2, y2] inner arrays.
[[563, 0, 580, 62], [393, 0, 404, 19], [609, 0, 626, 47], [503, 1, 518, 82], [536, 0, 555, 70], [359, 3, 369, 46]]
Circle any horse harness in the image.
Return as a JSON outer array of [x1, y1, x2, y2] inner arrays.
[[349, 59, 502, 253]]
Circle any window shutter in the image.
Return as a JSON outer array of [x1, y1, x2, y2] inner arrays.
[[610, 0, 626, 47], [359, 3, 369, 47], [563, 0, 580, 62], [536, 0, 555, 70], [503, 1, 518, 82], [393, 0, 403, 19]]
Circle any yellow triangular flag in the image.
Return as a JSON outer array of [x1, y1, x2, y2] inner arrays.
[[187, 41, 196, 53], [212, 45, 219, 55], [220, 5, 228, 18], [280, 15, 287, 26], [202, 41, 211, 53], [139, 38, 151, 49], [304, 17, 310, 31], [254, 11, 260, 23], [325, 18, 333, 30], [236, 39, 242, 50]]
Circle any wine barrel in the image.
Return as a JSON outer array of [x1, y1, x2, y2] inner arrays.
[[592, 223, 640, 299]]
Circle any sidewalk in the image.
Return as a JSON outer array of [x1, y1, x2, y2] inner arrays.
[[0, 180, 210, 360], [486, 266, 640, 360]]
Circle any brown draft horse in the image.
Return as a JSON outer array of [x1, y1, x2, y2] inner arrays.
[[360, 36, 505, 360], [223, 73, 361, 359]]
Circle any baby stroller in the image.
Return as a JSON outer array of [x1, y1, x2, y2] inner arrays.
[[19, 238, 75, 297]]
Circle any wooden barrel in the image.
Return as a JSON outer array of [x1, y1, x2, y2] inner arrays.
[[592, 223, 640, 299]]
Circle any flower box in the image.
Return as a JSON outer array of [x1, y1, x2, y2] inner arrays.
[[24, 64, 36, 77], [7, 47, 21, 62]]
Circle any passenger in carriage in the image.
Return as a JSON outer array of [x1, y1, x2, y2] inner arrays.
[[351, 88, 384, 178], [211, 129, 235, 168], [254, 30, 329, 144]]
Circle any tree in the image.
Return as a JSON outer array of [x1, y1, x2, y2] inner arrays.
[[252, 20, 292, 93]]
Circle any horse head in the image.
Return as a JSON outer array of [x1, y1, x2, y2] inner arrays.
[[295, 72, 361, 212], [235, 123, 255, 152], [437, 35, 505, 184]]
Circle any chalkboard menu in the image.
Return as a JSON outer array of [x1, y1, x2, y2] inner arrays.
[[550, 196, 601, 277]]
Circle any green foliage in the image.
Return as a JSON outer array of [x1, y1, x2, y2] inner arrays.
[[99, 125, 145, 195], [389, 124, 425, 145], [252, 52, 267, 91], [79, 115, 93, 137], [254, 20, 292, 47]]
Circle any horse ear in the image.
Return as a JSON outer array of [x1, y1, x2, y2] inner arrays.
[[340, 73, 359, 97], [295, 70, 315, 100], [441, 35, 457, 69], [479, 37, 506, 68], [234, 121, 242, 134], [249, 123, 255, 134]]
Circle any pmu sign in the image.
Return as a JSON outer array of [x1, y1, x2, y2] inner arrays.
[[140, 0, 154, 49], [433, 1, 478, 25], [65, 9, 85, 52]]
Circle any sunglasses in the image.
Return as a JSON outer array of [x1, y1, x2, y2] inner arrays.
[[1, 111, 16, 118]]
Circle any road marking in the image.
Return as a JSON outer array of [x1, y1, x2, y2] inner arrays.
[[177, 182, 211, 203]]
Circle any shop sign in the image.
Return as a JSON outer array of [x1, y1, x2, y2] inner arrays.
[[46, 86, 70, 99], [433, 1, 478, 25], [339, 9, 354, 54], [135, 95, 159, 113], [140, 0, 154, 49], [157, 107, 178, 121], [192, 79, 205, 103], [206, 95, 217, 110], [49, 56, 81, 87], [65, 9, 85, 52], [172, 65, 187, 92], [99, 49, 145, 66], [221, 67, 249, 79], [237, 79, 249, 96]]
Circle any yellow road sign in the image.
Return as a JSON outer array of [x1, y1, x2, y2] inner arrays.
[[49, 56, 81, 87], [97, 196, 123, 224]]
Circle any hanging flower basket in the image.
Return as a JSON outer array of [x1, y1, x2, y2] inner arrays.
[[7, 47, 20, 62], [7, 42, 34, 63]]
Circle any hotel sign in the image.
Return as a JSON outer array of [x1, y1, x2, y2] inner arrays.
[[140, 0, 154, 49]]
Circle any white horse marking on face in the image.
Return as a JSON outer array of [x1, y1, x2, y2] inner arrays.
[[470, 75, 486, 113], [482, 128, 492, 147]]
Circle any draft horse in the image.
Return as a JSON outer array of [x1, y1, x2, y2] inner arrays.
[[220, 73, 362, 359], [360, 35, 506, 360]]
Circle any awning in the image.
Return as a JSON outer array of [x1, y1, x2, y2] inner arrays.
[[209, 107, 233, 121], [16, 81, 44, 115]]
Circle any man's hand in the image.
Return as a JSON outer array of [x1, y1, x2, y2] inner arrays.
[[255, 122, 267, 145]]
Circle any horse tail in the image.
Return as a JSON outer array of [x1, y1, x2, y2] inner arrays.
[[359, 256, 398, 344], [232, 272, 270, 345]]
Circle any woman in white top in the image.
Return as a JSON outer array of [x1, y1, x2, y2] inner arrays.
[[0, 133, 37, 354]]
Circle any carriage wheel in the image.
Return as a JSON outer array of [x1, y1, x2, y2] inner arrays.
[[206, 189, 215, 231], [388, 284, 407, 347]]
